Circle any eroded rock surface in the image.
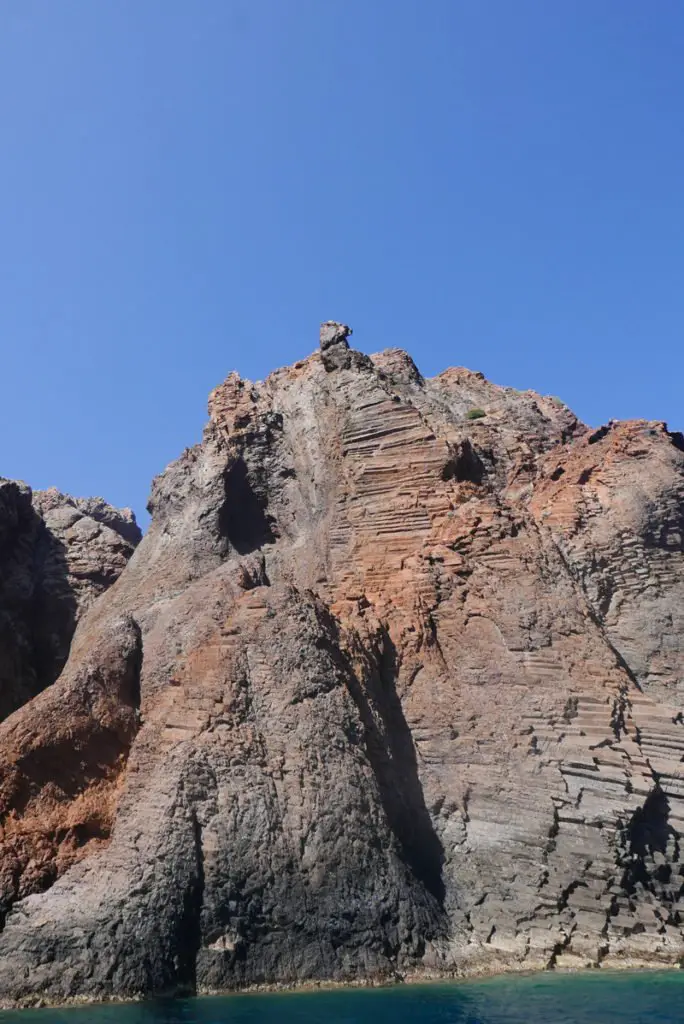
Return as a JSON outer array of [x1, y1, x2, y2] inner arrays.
[[0, 482, 140, 720], [0, 324, 682, 1005]]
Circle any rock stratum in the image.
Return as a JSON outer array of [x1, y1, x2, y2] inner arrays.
[[0, 323, 682, 1005]]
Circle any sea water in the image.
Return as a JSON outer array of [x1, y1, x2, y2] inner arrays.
[[3, 972, 684, 1024]]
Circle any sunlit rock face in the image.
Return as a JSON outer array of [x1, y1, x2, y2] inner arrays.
[[0, 325, 682, 1006]]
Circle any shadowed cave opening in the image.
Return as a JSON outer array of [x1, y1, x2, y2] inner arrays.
[[441, 440, 484, 485], [220, 458, 276, 555]]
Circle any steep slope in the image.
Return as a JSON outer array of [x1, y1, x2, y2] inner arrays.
[[0, 323, 681, 1006]]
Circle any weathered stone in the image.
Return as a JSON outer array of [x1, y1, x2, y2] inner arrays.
[[319, 320, 352, 350], [0, 480, 140, 721], [319, 321, 354, 372], [0, 331, 681, 1005]]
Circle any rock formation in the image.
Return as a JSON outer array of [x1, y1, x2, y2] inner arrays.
[[0, 481, 140, 721], [0, 484, 141, 926], [0, 323, 682, 1006]]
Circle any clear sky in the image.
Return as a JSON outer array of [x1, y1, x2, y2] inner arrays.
[[1, 1, 682, 528]]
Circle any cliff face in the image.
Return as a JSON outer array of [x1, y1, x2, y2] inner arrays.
[[0, 324, 682, 1005]]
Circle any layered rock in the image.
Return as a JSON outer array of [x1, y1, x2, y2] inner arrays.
[[0, 324, 681, 1005]]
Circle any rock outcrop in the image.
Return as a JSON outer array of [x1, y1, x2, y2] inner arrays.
[[0, 482, 140, 721], [0, 323, 682, 1005]]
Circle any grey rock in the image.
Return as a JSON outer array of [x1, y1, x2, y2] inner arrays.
[[319, 321, 352, 350]]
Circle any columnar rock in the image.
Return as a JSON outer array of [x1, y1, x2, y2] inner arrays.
[[0, 325, 682, 1006], [0, 481, 141, 720]]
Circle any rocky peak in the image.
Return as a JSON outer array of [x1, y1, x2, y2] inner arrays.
[[319, 320, 352, 349], [319, 319, 355, 371]]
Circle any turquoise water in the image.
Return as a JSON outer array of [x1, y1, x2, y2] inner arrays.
[[4, 973, 684, 1023]]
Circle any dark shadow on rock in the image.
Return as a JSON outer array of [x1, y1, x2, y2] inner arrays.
[[220, 458, 276, 556], [442, 440, 485, 485], [621, 786, 682, 899], [315, 603, 445, 907], [30, 519, 78, 698], [0, 490, 78, 721], [171, 809, 204, 996], [356, 626, 446, 905]]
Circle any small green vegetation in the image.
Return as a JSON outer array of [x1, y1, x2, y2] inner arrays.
[[466, 408, 486, 420], [548, 396, 565, 408]]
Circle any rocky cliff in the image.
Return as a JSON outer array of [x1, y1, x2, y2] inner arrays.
[[0, 323, 682, 1006]]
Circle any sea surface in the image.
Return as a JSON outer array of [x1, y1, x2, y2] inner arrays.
[[3, 972, 684, 1024]]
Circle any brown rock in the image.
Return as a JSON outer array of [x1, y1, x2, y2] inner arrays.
[[0, 333, 681, 1005]]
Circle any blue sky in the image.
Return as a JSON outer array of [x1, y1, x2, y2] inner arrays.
[[1, 1, 682, 527]]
